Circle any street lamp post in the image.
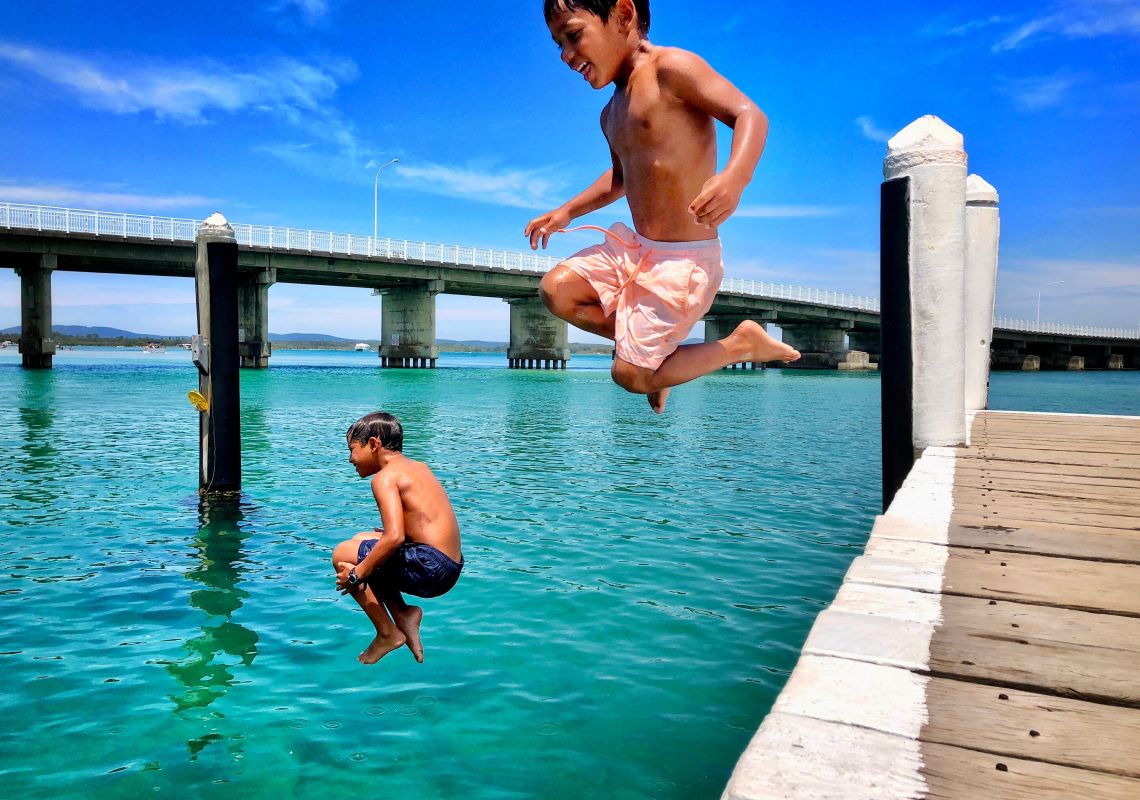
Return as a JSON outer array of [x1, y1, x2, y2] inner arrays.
[[1036, 280, 1064, 323], [373, 158, 399, 241]]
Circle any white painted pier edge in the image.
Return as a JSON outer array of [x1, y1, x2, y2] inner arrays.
[[722, 448, 956, 800]]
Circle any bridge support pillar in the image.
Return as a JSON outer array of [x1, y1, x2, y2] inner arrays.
[[779, 321, 855, 370], [379, 281, 441, 368], [705, 313, 774, 369], [1108, 353, 1124, 370], [238, 268, 275, 369], [1065, 355, 1085, 371], [846, 330, 880, 365], [16, 254, 56, 369], [507, 297, 569, 369]]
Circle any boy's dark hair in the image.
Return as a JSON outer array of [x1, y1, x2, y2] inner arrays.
[[544, 0, 650, 35], [347, 411, 403, 452]]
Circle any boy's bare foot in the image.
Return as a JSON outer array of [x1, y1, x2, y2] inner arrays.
[[732, 320, 800, 364], [393, 605, 424, 663], [359, 630, 406, 665], [647, 387, 670, 414]]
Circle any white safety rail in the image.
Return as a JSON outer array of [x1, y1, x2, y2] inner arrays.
[[0, 202, 561, 273], [3, 203, 1135, 332], [994, 316, 1140, 341], [719, 276, 880, 313]]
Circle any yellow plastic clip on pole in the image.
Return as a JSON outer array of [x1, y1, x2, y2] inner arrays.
[[187, 390, 209, 412]]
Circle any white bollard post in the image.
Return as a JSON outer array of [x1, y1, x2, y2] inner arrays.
[[964, 175, 1000, 411], [883, 115, 968, 449]]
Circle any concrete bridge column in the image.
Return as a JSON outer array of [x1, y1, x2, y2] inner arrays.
[[507, 297, 569, 369], [238, 267, 275, 369], [705, 313, 774, 369], [1107, 351, 1124, 369], [847, 329, 880, 365], [779, 320, 858, 370], [17, 254, 56, 369], [379, 281, 442, 368]]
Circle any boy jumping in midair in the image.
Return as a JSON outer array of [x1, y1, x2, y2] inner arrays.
[[333, 412, 463, 665], [526, 0, 800, 413]]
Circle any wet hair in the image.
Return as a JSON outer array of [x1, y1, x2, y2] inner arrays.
[[544, 0, 651, 35], [346, 411, 403, 452]]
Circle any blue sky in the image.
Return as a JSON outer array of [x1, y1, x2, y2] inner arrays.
[[1, 0, 1137, 340]]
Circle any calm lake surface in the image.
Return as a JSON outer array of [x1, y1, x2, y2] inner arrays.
[[1, 347, 1137, 798]]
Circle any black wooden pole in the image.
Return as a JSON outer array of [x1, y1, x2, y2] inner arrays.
[[193, 214, 241, 493], [880, 177, 913, 511]]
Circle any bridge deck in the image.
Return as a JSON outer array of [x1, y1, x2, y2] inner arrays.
[[724, 410, 1140, 800]]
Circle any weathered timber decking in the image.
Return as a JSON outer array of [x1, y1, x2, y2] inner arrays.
[[723, 410, 1140, 800]]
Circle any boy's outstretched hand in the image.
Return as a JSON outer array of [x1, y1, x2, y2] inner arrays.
[[689, 172, 746, 229], [525, 208, 570, 250]]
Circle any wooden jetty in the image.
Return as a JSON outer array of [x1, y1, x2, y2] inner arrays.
[[723, 409, 1140, 799]]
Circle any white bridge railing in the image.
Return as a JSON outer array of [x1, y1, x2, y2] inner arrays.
[[720, 276, 879, 312], [3, 202, 1137, 337], [994, 317, 1139, 340]]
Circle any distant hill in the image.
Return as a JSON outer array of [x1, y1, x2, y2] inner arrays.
[[269, 332, 353, 342], [1, 324, 172, 339]]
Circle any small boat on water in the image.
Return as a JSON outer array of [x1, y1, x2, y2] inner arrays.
[[144, 342, 165, 353], [354, 342, 371, 352], [180, 342, 193, 350], [0, 340, 12, 349]]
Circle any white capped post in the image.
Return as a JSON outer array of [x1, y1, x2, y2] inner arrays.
[[883, 115, 968, 449], [964, 175, 999, 411]]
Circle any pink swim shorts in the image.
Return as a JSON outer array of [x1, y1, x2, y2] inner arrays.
[[557, 222, 723, 370]]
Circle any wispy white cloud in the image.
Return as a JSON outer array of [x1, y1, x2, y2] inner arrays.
[[854, 116, 892, 143], [942, 15, 1012, 37], [394, 162, 565, 209], [1000, 73, 1079, 111], [993, 0, 1140, 51], [0, 41, 357, 123], [275, 0, 333, 24], [735, 205, 846, 219], [0, 182, 217, 211]]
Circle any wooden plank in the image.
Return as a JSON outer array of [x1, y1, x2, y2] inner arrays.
[[949, 474, 1140, 503], [950, 493, 1140, 522], [930, 453, 1140, 482], [804, 607, 1140, 705], [951, 511, 1140, 538], [924, 679, 1140, 779], [863, 538, 1140, 615], [975, 411, 1140, 428], [723, 711, 1140, 800], [961, 447, 1140, 469], [922, 739, 1140, 800], [948, 510, 1140, 535], [953, 486, 1140, 515], [831, 583, 1140, 654], [872, 514, 1140, 563], [968, 439, 1140, 456], [772, 655, 1140, 778]]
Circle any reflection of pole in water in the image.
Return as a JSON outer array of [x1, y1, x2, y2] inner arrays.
[[166, 495, 259, 724], [15, 371, 60, 506]]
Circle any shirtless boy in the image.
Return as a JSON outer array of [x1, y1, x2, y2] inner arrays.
[[526, 0, 799, 413], [333, 412, 463, 665]]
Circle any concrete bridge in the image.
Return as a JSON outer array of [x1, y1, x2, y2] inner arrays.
[[3, 202, 1138, 370]]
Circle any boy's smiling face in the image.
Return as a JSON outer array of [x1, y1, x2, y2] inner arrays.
[[347, 438, 380, 477], [548, 5, 632, 89]]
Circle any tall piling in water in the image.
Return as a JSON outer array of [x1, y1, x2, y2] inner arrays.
[[963, 175, 1000, 411], [880, 116, 968, 508], [192, 213, 241, 493]]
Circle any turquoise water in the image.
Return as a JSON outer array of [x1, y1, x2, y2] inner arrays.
[[1, 348, 1136, 799]]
